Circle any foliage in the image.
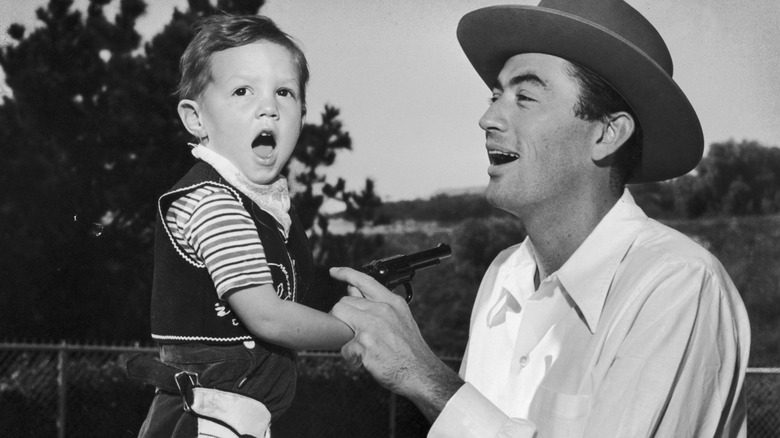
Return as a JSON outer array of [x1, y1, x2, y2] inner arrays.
[[451, 216, 525, 282], [0, 0, 165, 342], [374, 192, 504, 224], [688, 140, 780, 216], [630, 139, 780, 218], [0, 0, 380, 341], [290, 105, 382, 264]]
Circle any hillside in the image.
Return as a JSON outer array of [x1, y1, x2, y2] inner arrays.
[[347, 184, 686, 225]]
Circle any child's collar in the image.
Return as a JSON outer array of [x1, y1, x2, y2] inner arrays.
[[189, 143, 292, 238]]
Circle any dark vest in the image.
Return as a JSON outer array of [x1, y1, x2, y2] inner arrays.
[[150, 162, 314, 344]]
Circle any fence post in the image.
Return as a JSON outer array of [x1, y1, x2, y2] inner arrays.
[[57, 340, 67, 438], [389, 391, 397, 438]]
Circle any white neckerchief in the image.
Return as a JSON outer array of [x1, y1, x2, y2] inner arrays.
[[190, 144, 291, 238]]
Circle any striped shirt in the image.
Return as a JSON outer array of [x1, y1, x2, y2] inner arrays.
[[165, 184, 272, 298]]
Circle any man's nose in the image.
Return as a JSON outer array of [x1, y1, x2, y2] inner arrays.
[[479, 101, 505, 132]]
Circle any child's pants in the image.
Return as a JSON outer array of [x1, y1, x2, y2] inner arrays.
[[136, 342, 294, 438]]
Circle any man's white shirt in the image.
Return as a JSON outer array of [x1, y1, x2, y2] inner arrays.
[[429, 190, 750, 437]]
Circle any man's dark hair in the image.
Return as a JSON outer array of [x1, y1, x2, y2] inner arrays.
[[566, 62, 643, 188], [177, 14, 309, 113]]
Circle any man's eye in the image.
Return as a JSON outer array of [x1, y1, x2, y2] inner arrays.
[[488, 93, 500, 104], [516, 93, 535, 103]]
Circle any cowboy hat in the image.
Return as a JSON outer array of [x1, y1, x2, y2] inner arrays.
[[457, 0, 703, 183]]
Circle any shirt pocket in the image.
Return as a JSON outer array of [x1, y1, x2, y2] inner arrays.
[[531, 385, 592, 437]]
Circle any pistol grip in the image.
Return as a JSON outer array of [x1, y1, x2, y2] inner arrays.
[[402, 282, 413, 303]]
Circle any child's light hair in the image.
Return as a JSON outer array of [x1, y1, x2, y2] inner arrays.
[[177, 14, 309, 113]]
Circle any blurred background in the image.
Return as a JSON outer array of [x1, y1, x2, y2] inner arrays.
[[0, 0, 778, 436]]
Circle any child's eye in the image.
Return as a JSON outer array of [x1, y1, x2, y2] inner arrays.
[[277, 88, 295, 98], [232, 87, 250, 97]]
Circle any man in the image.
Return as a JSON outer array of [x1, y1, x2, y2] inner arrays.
[[331, 0, 750, 437]]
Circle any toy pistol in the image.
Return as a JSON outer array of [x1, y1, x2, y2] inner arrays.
[[359, 243, 452, 303]]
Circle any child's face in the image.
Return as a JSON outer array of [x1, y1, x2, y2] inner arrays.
[[188, 41, 303, 185]]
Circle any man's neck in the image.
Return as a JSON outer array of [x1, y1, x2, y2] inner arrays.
[[526, 189, 622, 284]]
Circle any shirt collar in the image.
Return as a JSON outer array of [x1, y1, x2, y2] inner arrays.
[[496, 241, 538, 303], [555, 189, 646, 333], [483, 242, 535, 327]]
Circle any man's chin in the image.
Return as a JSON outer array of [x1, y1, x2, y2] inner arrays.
[[484, 184, 502, 208], [484, 184, 521, 215]]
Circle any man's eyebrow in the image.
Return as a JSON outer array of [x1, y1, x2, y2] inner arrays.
[[492, 73, 548, 91]]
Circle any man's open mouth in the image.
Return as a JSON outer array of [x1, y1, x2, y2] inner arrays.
[[252, 131, 276, 158], [488, 150, 519, 165]]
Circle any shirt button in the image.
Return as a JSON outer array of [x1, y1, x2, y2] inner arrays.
[[518, 355, 529, 368]]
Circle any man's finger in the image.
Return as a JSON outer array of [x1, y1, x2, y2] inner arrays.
[[329, 267, 396, 301], [341, 338, 364, 371], [345, 284, 363, 298]]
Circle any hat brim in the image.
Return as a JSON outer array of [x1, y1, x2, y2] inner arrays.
[[457, 5, 703, 183]]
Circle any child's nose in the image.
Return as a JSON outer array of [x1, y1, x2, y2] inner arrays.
[[256, 97, 279, 119]]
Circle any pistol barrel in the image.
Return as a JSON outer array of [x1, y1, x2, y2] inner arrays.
[[406, 243, 452, 270]]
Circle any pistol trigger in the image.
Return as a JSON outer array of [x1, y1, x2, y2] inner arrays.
[[403, 283, 413, 303]]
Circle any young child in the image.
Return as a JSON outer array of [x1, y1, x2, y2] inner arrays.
[[138, 14, 353, 437]]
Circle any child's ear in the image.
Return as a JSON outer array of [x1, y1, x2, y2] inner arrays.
[[177, 99, 207, 139]]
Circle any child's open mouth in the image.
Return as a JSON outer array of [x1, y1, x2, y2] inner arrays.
[[252, 131, 276, 159]]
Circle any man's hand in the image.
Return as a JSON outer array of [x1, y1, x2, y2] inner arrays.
[[329, 267, 464, 421]]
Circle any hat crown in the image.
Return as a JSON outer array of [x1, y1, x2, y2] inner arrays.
[[539, 0, 673, 74]]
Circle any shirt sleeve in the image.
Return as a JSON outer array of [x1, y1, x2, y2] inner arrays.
[[167, 185, 273, 298], [429, 383, 537, 437]]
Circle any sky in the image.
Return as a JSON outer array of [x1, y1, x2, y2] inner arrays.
[[1, 0, 779, 201]]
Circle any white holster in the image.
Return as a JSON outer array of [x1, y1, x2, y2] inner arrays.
[[177, 372, 272, 438]]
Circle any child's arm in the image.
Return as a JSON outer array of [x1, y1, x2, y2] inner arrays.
[[170, 184, 353, 350], [227, 284, 353, 351]]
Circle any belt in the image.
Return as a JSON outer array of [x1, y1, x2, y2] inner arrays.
[[125, 353, 190, 394], [125, 354, 271, 438]]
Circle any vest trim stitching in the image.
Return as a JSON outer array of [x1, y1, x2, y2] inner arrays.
[[151, 333, 253, 343]]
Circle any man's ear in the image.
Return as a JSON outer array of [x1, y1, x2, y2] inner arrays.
[[177, 99, 207, 139], [592, 112, 635, 162]]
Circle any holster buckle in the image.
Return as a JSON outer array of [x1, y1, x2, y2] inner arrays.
[[174, 370, 200, 412]]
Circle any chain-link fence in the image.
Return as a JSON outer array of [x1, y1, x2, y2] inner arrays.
[[744, 368, 780, 436], [0, 341, 777, 437], [0, 341, 457, 437]]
